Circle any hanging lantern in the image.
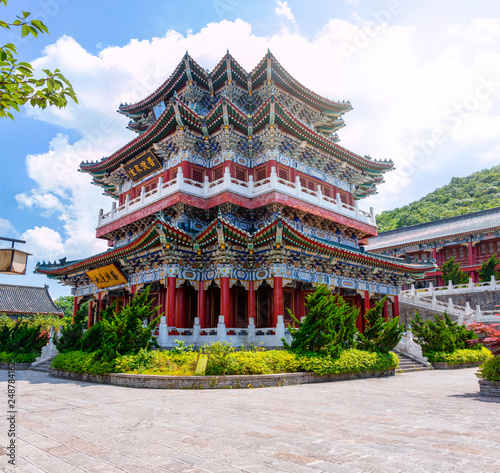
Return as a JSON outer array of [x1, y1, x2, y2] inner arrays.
[[0, 248, 31, 275]]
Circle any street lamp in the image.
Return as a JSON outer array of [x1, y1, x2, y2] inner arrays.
[[0, 237, 31, 275]]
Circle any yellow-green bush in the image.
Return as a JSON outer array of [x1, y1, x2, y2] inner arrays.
[[429, 346, 492, 365]]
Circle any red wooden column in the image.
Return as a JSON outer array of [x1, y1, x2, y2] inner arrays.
[[382, 299, 388, 321], [97, 293, 104, 321], [362, 291, 371, 333], [293, 287, 301, 323], [248, 281, 256, 324], [72, 296, 79, 324], [355, 293, 363, 332], [197, 281, 206, 328], [273, 276, 283, 328], [167, 277, 176, 326], [221, 277, 230, 325], [393, 295, 400, 319], [87, 300, 94, 329], [175, 286, 186, 328], [468, 241, 474, 266]]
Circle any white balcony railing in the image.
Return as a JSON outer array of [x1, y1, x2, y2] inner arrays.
[[97, 166, 377, 229]]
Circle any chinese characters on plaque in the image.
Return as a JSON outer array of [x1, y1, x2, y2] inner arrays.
[[122, 150, 162, 183], [86, 264, 128, 289]]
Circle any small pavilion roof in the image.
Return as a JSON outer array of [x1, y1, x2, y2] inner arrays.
[[367, 207, 500, 252], [0, 284, 63, 316]]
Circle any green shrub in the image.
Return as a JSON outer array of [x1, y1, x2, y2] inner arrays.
[[284, 285, 359, 358], [0, 352, 39, 363], [411, 312, 478, 355], [0, 319, 49, 354], [115, 350, 198, 376], [357, 297, 403, 353], [476, 356, 500, 382], [299, 349, 399, 375], [428, 346, 493, 364], [51, 351, 116, 375]]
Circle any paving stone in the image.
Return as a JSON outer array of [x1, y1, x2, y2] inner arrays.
[[2, 368, 500, 472]]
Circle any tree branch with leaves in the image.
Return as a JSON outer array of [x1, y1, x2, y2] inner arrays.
[[0, 0, 77, 119]]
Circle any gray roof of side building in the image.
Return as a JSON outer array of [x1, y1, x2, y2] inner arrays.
[[367, 207, 500, 251], [0, 284, 64, 316]]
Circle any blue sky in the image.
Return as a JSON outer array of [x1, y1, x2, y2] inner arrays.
[[1, 0, 500, 299]]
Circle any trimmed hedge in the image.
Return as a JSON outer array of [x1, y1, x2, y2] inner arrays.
[[52, 348, 399, 377], [477, 356, 500, 382], [0, 351, 38, 363], [427, 347, 492, 365]]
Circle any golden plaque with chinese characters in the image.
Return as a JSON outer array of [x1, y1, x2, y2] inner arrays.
[[122, 150, 162, 182], [86, 264, 128, 289]]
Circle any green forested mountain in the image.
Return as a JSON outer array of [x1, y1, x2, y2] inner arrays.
[[376, 165, 500, 232]]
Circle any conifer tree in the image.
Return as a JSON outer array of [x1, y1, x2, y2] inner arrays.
[[357, 296, 403, 353], [441, 256, 469, 285], [478, 254, 500, 282], [284, 285, 359, 358]]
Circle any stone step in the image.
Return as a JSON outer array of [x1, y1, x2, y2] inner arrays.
[[394, 353, 432, 372]]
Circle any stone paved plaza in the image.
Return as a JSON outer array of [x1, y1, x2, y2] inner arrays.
[[1, 368, 499, 472]]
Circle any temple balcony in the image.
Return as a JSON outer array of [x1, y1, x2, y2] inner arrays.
[[97, 166, 376, 232]]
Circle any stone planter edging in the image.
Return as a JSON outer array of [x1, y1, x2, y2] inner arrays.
[[0, 362, 32, 370], [432, 361, 485, 370], [49, 368, 395, 389], [478, 379, 500, 397]]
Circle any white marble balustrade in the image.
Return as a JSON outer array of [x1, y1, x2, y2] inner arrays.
[[97, 166, 376, 229]]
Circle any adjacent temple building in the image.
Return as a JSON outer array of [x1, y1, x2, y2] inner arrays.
[[36, 52, 433, 345]]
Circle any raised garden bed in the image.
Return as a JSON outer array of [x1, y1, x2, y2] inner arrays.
[[49, 367, 395, 389], [478, 379, 500, 397], [432, 361, 485, 370], [0, 362, 32, 370]]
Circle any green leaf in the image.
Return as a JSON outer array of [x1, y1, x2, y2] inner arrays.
[[21, 24, 29, 37]]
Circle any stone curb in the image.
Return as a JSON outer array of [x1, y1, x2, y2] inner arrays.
[[48, 368, 395, 389], [0, 362, 32, 370], [432, 361, 485, 370], [478, 379, 500, 397]]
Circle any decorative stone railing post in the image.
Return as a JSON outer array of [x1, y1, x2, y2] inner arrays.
[[491, 275, 497, 290], [393, 330, 430, 367], [217, 315, 227, 342], [223, 166, 231, 187], [140, 186, 145, 205], [177, 167, 184, 188], [247, 174, 254, 194], [428, 282, 434, 295], [157, 315, 168, 347], [270, 166, 277, 186], [475, 305, 482, 320], [431, 294, 437, 307], [447, 298, 454, 313], [336, 193, 342, 211], [316, 184, 322, 204], [98, 208, 103, 226], [125, 193, 130, 212], [247, 317, 256, 345], [275, 315, 285, 347], [354, 201, 359, 217], [409, 284, 415, 296], [111, 201, 116, 218], [468, 278, 474, 291], [370, 207, 375, 225], [158, 176, 163, 197], [192, 317, 200, 346], [203, 175, 209, 194], [296, 176, 302, 196], [447, 280, 454, 291]]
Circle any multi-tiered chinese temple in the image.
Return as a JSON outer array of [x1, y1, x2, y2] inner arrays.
[[36, 52, 434, 346]]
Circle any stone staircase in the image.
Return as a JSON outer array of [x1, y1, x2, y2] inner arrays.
[[30, 359, 53, 373], [395, 353, 432, 373]]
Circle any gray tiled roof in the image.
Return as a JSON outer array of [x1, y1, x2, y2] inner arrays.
[[0, 284, 64, 316], [367, 207, 500, 251]]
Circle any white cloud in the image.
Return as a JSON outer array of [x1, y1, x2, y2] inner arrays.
[[275, 1, 296, 24], [21, 226, 65, 261], [0, 218, 17, 239]]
